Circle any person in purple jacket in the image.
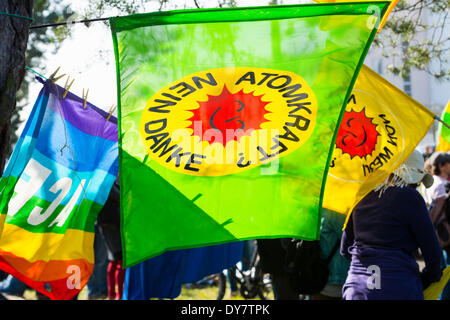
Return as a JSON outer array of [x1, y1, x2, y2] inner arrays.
[[341, 150, 443, 300]]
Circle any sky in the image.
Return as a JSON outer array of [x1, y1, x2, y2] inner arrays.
[[20, 0, 308, 135], [19, 0, 449, 152]]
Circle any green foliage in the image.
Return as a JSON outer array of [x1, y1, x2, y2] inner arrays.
[[10, 0, 73, 155], [83, 0, 448, 81], [19, 0, 72, 102], [83, 0, 239, 17], [378, 0, 449, 81], [83, 0, 142, 17], [11, 0, 447, 154]]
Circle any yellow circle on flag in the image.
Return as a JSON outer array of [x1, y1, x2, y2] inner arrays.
[[140, 67, 318, 176], [329, 89, 405, 183]]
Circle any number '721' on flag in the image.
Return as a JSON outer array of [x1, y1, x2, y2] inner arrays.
[[110, 2, 390, 267]]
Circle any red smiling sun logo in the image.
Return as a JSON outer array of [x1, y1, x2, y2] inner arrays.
[[188, 85, 270, 146], [335, 109, 379, 159]]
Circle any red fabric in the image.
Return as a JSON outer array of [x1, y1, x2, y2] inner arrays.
[[0, 258, 82, 300], [107, 260, 125, 299]]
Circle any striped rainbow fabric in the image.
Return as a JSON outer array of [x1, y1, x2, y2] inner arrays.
[[0, 77, 118, 300], [436, 100, 450, 152]]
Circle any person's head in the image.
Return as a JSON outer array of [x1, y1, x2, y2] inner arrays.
[[429, 152, 450, 178], [397, 149, 434, 188], [375, 149, 434, 195], [425, 145, 434, 155], [424, 158, 432, 174]]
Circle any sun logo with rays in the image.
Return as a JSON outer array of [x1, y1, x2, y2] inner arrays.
[[335, 108, 379, 159], [187, 85, 271, 146], [140, 67, 318, 176]]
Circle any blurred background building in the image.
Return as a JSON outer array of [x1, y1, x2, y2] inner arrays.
[[365, 4, 449, 152]]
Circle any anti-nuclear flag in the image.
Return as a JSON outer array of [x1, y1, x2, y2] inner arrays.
[[110, 2, 390, 267], [323, 65, 435, 217], [436, 100, 450, 152], [0, 77, 118, 300], [312, 0, 399, 32]]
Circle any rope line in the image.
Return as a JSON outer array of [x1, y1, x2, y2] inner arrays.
[[25, 65, 47, 79], [30, 17, 110, 29], [0, 12, 34, 22]]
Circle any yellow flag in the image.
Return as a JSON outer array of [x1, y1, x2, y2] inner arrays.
[[424, 266, 450, 300], [323, 65, 435, 218], [312, 0, 399, 32]]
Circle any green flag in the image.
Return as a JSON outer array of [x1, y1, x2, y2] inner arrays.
[[110, 3, 389, 267]]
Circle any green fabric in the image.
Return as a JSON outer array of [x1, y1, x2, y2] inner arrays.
[[0, 176, 101, 234], [440, 109, 450, 144], [319, 208, 350, 286], [110, 3, 389, 267]]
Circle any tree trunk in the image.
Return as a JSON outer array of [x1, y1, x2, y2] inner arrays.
[[0, 0, 34, 175]]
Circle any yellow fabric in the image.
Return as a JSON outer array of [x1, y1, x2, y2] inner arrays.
[[424, 266, 450, 300], [0, 223, 94, 263], [0, 214, 5, 241], [312, 0, 398, 32], [436, 136, 450, 152], [323, 65, 435, 228]]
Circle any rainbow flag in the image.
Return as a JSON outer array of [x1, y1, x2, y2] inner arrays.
[[436, 100, 450, 152], [0, 77, 118, 300], [110, 2, 390, 267]]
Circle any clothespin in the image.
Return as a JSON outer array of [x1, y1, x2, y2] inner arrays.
[[62, 76, 75, 99], [48, 66, 66, 83], [82, 88, 89, 109], [106, 104, 116, 122]]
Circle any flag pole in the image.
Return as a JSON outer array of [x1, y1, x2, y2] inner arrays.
[[434, 115, 450, 130]]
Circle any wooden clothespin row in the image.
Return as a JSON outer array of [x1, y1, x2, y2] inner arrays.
[[106, 104, 117, 122], [62, 76, 75, 99], [48, 66, 66, 83], [82, 88, 89, 109]]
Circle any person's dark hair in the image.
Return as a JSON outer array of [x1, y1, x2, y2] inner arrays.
[[434, 164, 442, 176], [431, 153, 450, 176]]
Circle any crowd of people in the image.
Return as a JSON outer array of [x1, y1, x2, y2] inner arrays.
[[1, 148, 450, 301], [258, 147, 450, 300]]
